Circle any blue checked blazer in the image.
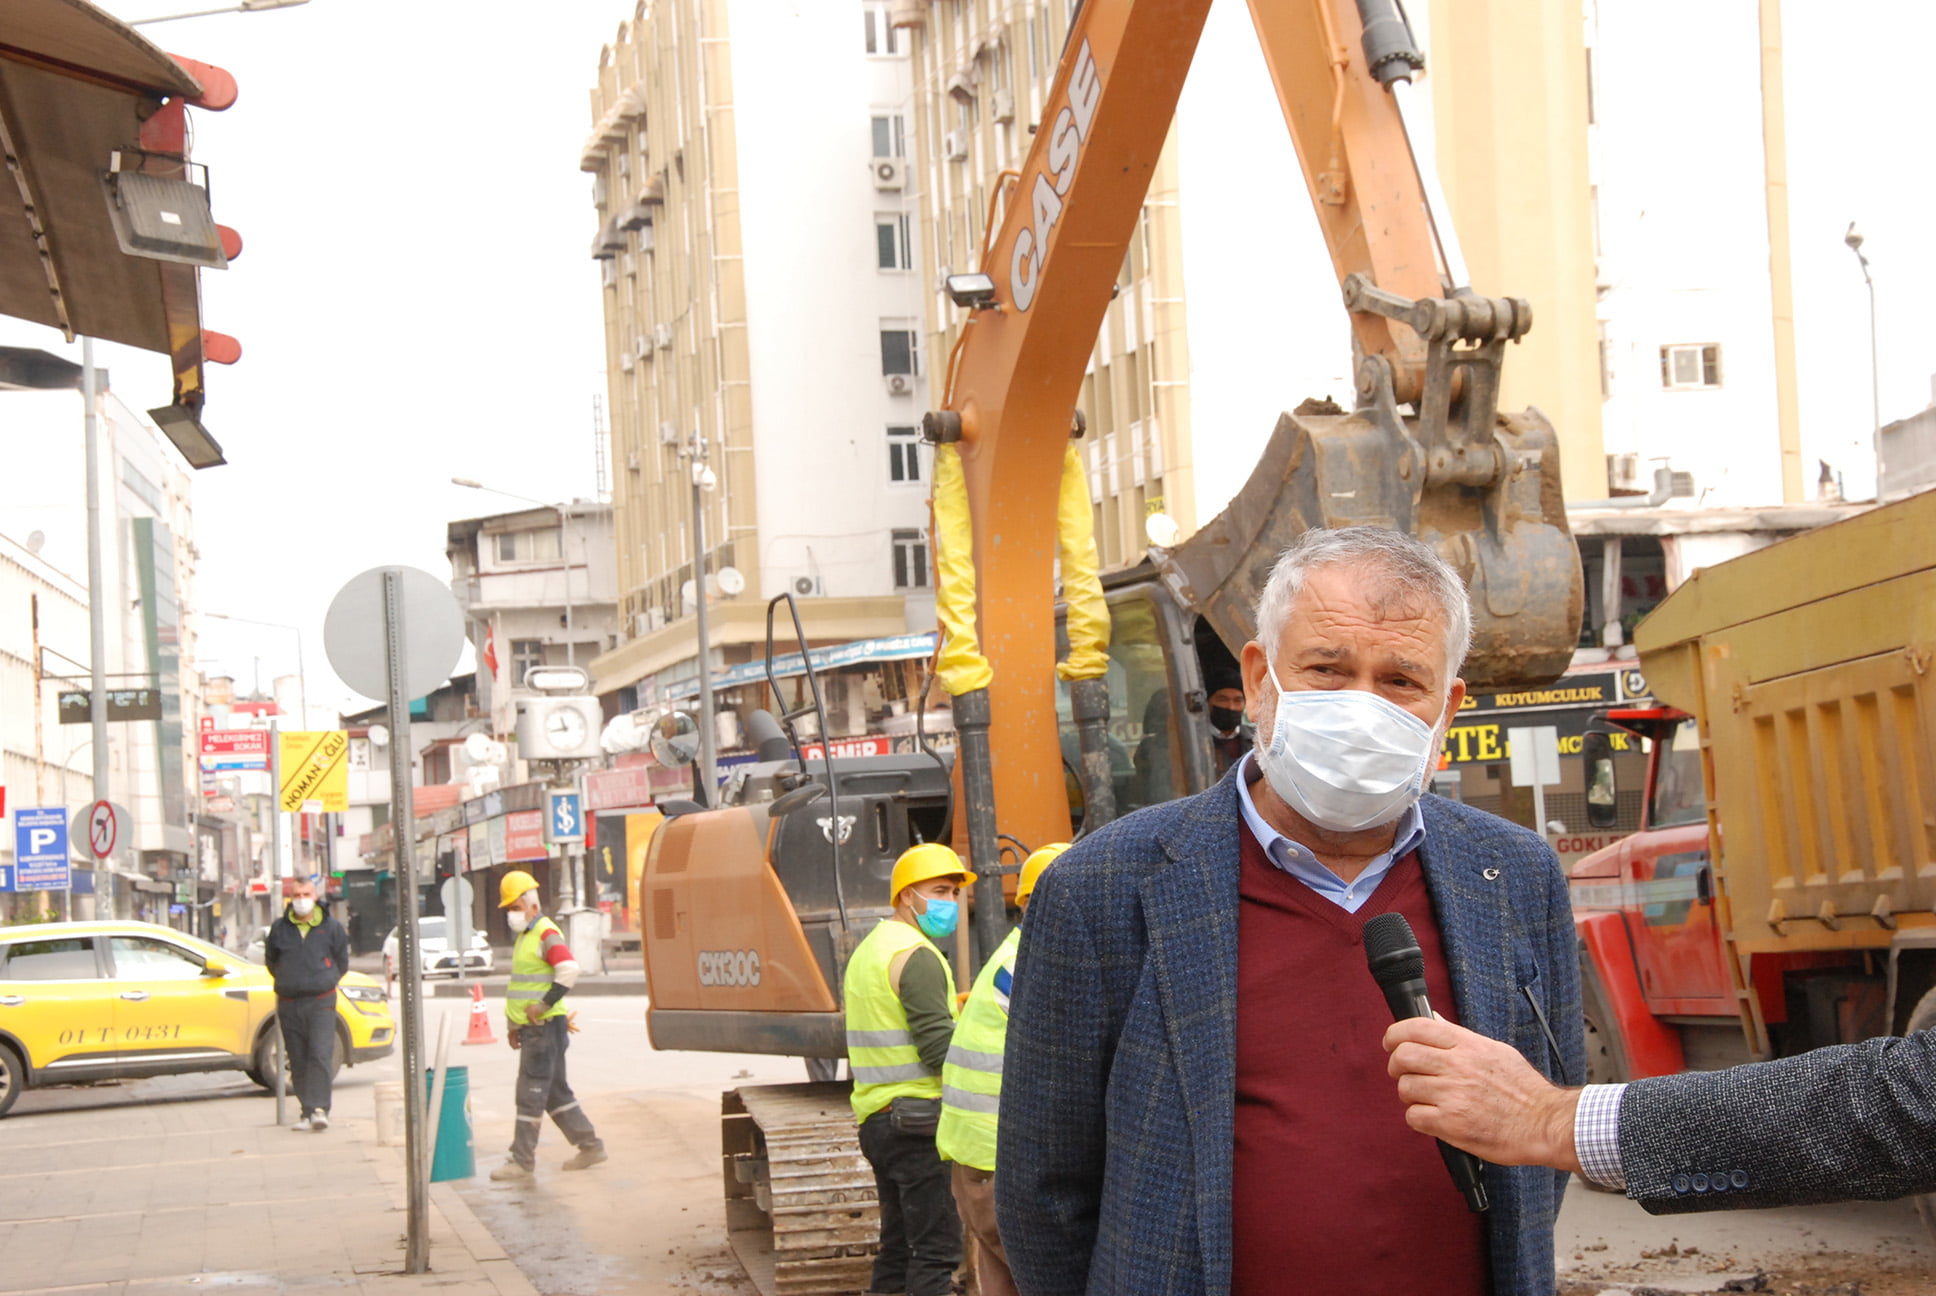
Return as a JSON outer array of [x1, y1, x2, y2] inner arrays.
[[995, 770, 1584, 1296]]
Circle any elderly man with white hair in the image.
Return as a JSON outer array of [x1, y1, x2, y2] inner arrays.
[[997, 526, 1583, 1296]]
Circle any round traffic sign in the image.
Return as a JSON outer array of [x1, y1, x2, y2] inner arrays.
[[323, 565, 466, 704], [88, 800, 117, 860]]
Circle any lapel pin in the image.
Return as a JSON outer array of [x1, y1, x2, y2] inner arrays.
[[1482, 867, 1501, 881]]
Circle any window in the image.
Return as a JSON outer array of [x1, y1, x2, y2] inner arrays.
[[880, 327, 921, 376], [510, 638, 545, 681], [0, 937, 98, 980], [876, 213, 912, 271], [887, 425, 922, 483], [111, 936, 206, 981], [494, 528, 563, 563], [863, 2, 899, 55], [892, 529, 930, 589], [1660, 344, 1722, 391], [870, 114, 905, 159]]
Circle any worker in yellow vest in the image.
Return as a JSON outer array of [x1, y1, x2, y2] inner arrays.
[[489, 870, 607, 1182], [936, 842, 1066, 1296], [844, 843, 974, 1296]]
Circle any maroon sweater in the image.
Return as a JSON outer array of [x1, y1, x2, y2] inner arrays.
[[1231, 824, 1488, 1294]]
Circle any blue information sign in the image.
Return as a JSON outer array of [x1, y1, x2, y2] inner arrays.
[[14, 807, 70, 891], [546, 790, 584, 845]]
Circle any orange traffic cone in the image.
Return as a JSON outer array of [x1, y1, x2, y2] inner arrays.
[[461, 982, 497, 1046]]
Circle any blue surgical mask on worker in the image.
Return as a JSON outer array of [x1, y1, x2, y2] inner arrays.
[[1255, 658, 1439, 833], [914, 895, 959, 941]]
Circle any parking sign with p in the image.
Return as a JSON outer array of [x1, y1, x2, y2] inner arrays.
[[12, 807, 70, 891]]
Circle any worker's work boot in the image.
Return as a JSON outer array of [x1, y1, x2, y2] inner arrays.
[[561, 1141, 608, 1171], [490, 1160, 535, 1183]]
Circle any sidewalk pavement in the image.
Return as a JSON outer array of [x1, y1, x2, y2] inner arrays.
[[0, 1073, 538, 1296]]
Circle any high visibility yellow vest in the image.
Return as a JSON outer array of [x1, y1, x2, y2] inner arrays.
[[935, 926, 1018, 1170], [506, 916, 570, 1025], [844, 917, 957, 1124]]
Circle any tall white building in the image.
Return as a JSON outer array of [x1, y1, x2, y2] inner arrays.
[[0, 366, 203, 920], [585, 0, 937, 721]]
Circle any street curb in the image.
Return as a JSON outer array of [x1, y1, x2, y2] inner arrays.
[[426, 977, 647, 999]]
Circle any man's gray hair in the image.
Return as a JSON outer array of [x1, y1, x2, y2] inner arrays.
[[1253, 527, 1473, 676]]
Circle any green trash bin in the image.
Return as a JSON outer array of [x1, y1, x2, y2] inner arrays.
[[425, 1065, 474, 1182]]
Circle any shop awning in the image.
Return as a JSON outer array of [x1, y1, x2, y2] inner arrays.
[[662, 631, 937, 702], [0, 1, 237, 438]]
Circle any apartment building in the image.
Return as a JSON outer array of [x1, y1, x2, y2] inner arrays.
[[583, 1, 937, 728]]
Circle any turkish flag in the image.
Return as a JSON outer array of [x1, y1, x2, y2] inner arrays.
[[483, 623, 500, 678]]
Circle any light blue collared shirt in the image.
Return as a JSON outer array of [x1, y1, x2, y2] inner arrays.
[[1234, 752, 1427, 913]]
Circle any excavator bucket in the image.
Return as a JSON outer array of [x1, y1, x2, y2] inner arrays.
[[1154, 401, 1582, 691]]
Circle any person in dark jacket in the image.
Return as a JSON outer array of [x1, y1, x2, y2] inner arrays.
[[263, 878, 350, 1131]]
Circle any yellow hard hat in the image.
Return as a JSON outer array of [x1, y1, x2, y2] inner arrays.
[[889, 843, 975, 905], [1017, 842, 1069, 904], [498, 869, 540, 909]]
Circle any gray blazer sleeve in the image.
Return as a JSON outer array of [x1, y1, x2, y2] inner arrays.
[[1618, 1029, 1936, 1212]]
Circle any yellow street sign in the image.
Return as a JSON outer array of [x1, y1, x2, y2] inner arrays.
[[279, 730, 350, 813]]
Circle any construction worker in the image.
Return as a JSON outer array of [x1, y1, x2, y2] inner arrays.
[[489, 870, 607, 1182], [845, 843, 973, 1296], [936, 842, 1066, 1296]]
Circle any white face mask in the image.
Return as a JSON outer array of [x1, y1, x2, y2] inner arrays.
[[507, 909, 531, 934], [1255, 663, 1441, 833], [291, 897, 316, 918]]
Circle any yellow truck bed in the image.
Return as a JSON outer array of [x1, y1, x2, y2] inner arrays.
[[1634, 490, 1936, 955]]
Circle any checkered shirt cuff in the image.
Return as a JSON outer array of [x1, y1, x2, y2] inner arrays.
[[1573, 1082, 1628, 1189]]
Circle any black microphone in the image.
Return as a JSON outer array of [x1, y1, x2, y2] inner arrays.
[[1363, 911, 1490, 1213]]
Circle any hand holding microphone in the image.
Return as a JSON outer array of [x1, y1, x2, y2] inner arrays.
[[1363, 912, 1491, 1213]]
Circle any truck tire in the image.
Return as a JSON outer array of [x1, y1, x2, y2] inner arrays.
[[1908, 985, 1936, 1244], [0, 1042, 24, 1118], [1580, 958, 1632, 1087]]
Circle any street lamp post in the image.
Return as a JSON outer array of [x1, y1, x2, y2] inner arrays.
[[82, 339, 114, 917], [203, 612, 307, 725], [452, 479, 576, 670], [1844, 222, 1882, 493], [680, 435, 719, 803]]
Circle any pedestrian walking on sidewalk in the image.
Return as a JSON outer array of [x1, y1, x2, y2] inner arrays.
[[490, 870, 607, 1182], [264, 878, 350, 1132]]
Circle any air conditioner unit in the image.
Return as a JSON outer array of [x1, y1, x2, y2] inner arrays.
[[659, 419, 680, 445], [619, 351, 635, 373], [633, 335, 651, 358], [872, 157, 906, 191], [991, 89, 1015, 124], [791, 575, 822, 597], [601, 260, 618, 288], [637, 222, 655, 252], [1607, 452, 1642, 492], [885, 373, 916, 397], [943, 130, 968, 162], [654, 322, 674, 349], [626, 451, 642, 472]]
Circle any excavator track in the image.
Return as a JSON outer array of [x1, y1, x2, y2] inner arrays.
[[722, 1082, 879, 1296]]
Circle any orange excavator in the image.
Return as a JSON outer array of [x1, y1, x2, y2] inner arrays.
[[641, 2, 1582, 1290]]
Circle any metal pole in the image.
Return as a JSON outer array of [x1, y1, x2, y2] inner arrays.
[[560, 506, 575, 669], [294, 627, 308, 730], [82, 338, 111, 915], [1865, 272, 1882, 491], [690, 452, 718, 802], [382, 570, 430, 1274], [954, 687, 1004, 974]]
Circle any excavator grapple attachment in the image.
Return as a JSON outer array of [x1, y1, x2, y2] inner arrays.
[[1155, 399, 1582, 691]]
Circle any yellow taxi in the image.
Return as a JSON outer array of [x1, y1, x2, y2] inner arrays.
[[0, 919, 394, 1116]]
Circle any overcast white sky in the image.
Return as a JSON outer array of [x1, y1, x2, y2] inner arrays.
[[3, 1, 1931, 715]]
